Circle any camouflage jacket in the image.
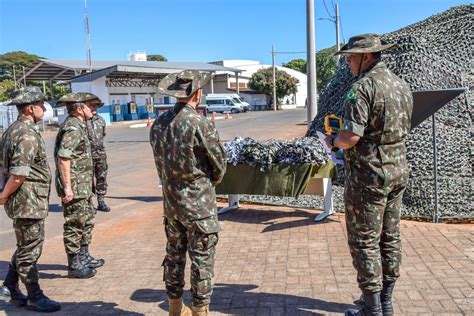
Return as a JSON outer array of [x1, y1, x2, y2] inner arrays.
[[341, 61, 413, 187], [54, 116, 93, 199], [2, 116, 51, 219], [150, 103, 227, 221], [86, 114, 106, 158]]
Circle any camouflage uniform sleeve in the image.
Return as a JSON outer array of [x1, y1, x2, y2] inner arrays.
[[98, 115, 106, 137], [9, 133, 38, 176], [341, 82, 371, 137], [57, 126, 80, 159], [198, 119, 227, 185]]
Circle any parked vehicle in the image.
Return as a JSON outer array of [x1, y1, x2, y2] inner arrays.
[[207, 93, 250, 112], [206, 96, 244, 114]]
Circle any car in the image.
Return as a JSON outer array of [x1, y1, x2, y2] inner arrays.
[[207, 93, 250, 112], [206, 97, 244, 113]]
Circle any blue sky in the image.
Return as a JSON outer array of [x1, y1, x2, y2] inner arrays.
[[0, 0, 469, 65]]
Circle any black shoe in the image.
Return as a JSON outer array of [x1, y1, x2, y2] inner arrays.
[[1, 285, 28, 306], [345, 292, 382, 316], [97, 199, 111, 212], [79, 245, 105, 269], [381, 282, 395, 316], [1, 257, 28, 306], [25, 283, 61, 313], [67, 253, 96, 278]]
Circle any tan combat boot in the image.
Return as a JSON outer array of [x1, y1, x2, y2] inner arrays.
[[191, 304, 209, 316], [168, 296, 191, 316]]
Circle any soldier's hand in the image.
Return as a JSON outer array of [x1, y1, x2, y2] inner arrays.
[[63, 187, 74, 204], [0, 196, 7, 205]]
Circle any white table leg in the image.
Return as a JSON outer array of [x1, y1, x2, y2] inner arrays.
[[314, 178, 335, 222], [218, 194, 240, 214]]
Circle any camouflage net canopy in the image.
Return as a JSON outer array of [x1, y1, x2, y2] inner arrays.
[[305, 5, 473, 219]]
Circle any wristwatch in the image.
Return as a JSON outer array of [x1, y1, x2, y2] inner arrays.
[[330, 137, 336, 147]]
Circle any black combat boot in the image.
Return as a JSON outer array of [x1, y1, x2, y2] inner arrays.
[[380, 282, 395, 316], [25, 282, 61, 313], [97, 195, 111, 212], [0, 258, 28, 306], [67, 253, 96, 278], [80, 244, 105, 268], [345, 291, 383, 316]]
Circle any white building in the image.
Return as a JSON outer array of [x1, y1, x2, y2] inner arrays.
[[203, 60, 307, 109]]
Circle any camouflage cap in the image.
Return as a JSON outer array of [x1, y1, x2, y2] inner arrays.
[[7, 86, 47, 106], [157, 70, 212, 98], [56, 92, 103, 107], [335, 33, 398, 55]]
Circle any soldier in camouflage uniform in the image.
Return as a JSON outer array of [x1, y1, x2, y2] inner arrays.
[[150, 70, 227, 316], [325, 34, 413, 316], [54, 92, 105, 279], [0, 87, 61, 313], [85, 100, 111, 212]]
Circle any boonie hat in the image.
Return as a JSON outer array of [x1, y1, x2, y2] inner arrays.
[[8, 86, 47, 106], [157, 70, 212, 98], [335, 33, 398, 55]]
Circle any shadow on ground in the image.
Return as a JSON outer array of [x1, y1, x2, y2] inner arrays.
[[218, 207, 340, 233], [107, 196, 162, 203], [130, 283, 354, 315], [0, 261, 67, 281], [0, 300, 144, 315]]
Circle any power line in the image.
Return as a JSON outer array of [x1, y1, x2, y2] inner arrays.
[[322, 0, 335, 18]]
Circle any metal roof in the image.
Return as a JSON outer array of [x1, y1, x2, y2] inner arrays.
[[17, 59, 242, 82]]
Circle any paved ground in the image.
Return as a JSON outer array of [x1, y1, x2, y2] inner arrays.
[[1, 109, 473, 315]]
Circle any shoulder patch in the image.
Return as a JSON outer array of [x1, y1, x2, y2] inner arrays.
[[346, 88, 357, 102]]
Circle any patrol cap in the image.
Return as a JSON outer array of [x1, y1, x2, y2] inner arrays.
[[56, 92, 103, 107], [335, 33, 398, 55], [157, 70, 212, 98], [7, 86, 47, 106]]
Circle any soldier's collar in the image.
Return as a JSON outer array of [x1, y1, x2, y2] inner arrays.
[[18, 115, 35, 126], [359, 60, 384, 78], [70, 115, 87, 127]]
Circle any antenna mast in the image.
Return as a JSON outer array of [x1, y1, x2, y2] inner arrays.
[[84, 0, 92, 72]]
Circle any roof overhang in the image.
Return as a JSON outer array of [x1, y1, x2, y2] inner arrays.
[[17, 59, 243, 83]]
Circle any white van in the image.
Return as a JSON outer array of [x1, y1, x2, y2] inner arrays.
[[205, 96, 244, 114], [207, 93, 250, 112]]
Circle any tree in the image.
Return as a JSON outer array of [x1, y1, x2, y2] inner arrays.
[[281, 46, 338, 91], [0, 79, 16, 101], [249, 68, 299, 107], [282, 59, 306, 74], [147, 54, 167, 62], [0, 51, 41, 80], [316, 46, 337, 90]]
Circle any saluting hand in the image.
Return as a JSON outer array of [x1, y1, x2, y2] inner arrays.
[[62, 187, 74, 204]]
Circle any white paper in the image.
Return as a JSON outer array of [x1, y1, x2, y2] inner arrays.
[[316, 131, 331, 154]]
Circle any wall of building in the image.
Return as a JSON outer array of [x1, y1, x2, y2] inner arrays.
[[71, 77, 109, 105]]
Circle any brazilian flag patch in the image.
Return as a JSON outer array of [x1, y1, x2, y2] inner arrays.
[[346, 89, 357, 102]]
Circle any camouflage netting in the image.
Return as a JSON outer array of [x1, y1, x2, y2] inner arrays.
[[305, 4, 473, 219], [236, 5, 473, 220]]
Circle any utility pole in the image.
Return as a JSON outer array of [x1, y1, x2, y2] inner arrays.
[[12, 66, 17, 90], [22, 66, 26, 86], [84, 0, 92, 72], [335, 2, 341, 64], [272, 45, 277, 111], [306, 0, 317, 127]]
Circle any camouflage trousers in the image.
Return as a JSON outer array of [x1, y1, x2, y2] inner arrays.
[[345, 181, 406, 293], [11, 219, 45, 285], [93, 155, 108, 196], [163, 215, 219, 307], [63, 198, 96, 254]]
